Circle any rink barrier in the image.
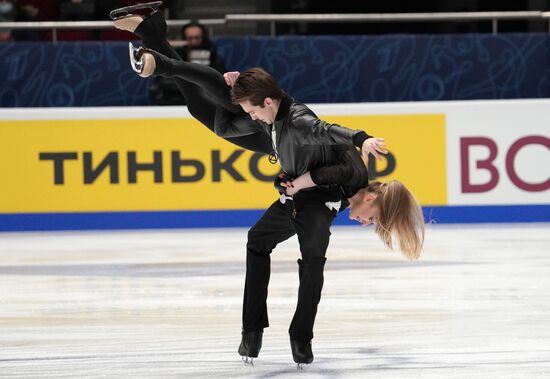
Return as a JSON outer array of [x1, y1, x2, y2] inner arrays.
[[1, 100, 549, 231], [1, 205, 549, 231], [1, 33, 550, 107], [0, 107, 446, 213]]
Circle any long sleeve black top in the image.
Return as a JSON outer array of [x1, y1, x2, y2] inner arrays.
[[274, 144, 369, 209], [310, 145, 370, 209], [215, 94, 371, 178]]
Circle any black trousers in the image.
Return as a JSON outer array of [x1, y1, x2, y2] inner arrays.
[[243, 192, 337, 342], [135, 14, 272, 154]]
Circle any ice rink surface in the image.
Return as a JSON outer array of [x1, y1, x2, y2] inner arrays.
[[0, 223, 549, 378]]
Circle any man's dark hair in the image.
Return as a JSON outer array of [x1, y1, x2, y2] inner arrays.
[[231, 67, 284, 106]]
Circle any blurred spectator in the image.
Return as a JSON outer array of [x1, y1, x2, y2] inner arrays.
[[181, 22, 225, 73], [55, 0, 95, 40], [149, 21, 226, 105], [56, 0, 95, 20], [164, 0, 184, 20], [0, 0, 16, 41], [0, 0, 16, 21], [0, 0, 43, 41], [19, 0, 54, 21]]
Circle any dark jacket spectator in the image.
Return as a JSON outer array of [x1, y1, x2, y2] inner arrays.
[[180, 22, 226, 73], [149, 21, 226, 105], [0, 0, 44, 41]]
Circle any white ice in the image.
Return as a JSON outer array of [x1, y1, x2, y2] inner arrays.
[[0, 224, 549, 378]]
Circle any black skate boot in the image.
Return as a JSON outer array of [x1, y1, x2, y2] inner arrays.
[[111, 2, 167, 42], [128, 43, 174, 77], [109, 1, 163, 21], [238, 330, 263, 365], [290, 339, 313, 369]]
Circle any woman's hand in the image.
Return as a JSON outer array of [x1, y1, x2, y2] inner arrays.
[[281, 180, 298, 196], [361, 137, 388, 161], [280, 171, 316, 196], [223, 71, 240, 87]]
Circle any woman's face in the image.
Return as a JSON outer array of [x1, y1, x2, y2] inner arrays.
[[349, 192, 380, 226]]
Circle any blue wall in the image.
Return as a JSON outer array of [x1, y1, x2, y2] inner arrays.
[[2, 205, 550, 232], [1, 33, 550, 107]]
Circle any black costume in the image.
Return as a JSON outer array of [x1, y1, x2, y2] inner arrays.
[[216, 95, 370, 344], [215, 94, 370, 179], [129, 10, 371, 363], [134, 11, 272, 155], [149, 36, 226, 105]]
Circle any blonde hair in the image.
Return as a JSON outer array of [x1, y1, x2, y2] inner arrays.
[[362, 180, 425, 260]]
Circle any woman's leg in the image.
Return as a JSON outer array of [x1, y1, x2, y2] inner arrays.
[[115, 12, 272, 154], [144, 47, 241, 114], [133, 12, 239, 120], [126, 11, 239, 113], [145, 49, 272, 154]]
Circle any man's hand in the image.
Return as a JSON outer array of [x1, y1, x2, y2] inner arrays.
[[361, 137, 388, 161], [223, 71, 240, 87], [280, 171, 315, 196]]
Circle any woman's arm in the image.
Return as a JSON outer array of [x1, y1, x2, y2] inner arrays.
[[214, 106, 264, 137], [214, 71, 270, 138], [280, 171, 316, 195], [282, 147, 370, 196]]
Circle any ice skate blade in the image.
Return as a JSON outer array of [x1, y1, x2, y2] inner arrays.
[[109, 1, 162, 21], [297, 363, 306, 370], [242, 356, 254, 366]]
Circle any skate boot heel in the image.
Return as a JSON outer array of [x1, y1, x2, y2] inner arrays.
[[238, 330, 263, 365], [129, 43, 173, 77], [290, 339, 313, 369]]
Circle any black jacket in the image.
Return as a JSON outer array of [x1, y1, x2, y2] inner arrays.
[[215, 94, 371, 178], [310, 145, 370, 209], [274, 143, 370, 206]]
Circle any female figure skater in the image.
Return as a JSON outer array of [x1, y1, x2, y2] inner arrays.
[[110, 2, 425, 368]]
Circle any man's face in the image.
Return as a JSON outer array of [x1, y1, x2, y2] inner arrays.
[[239, 99, 275, 124], [184, 26, 203, 48]]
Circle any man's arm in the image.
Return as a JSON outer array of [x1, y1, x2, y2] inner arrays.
[[292, 106, 387, 161]]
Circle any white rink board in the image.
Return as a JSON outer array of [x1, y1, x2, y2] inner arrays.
[[309, 99, 550, 206], [444, 101, 550, 205], [2, 99, 549, 207]]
